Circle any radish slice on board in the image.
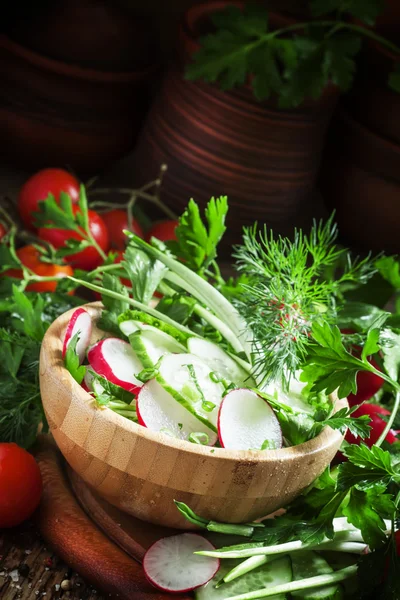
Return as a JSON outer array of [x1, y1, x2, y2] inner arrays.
[[88, 338, 143, 394], [137, 379, 217, 445], [143, 534, 220, 593], [62, 308, 92, 364], [218, 389, 282, 451]]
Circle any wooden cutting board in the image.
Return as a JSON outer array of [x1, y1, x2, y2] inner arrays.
[[34, 436, 191, 600]]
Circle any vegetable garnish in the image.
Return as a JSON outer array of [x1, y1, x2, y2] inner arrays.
[[185, 2, 400, 107]]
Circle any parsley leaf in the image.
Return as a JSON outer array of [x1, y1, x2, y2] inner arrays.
[[97, 273, 129, 336], [310, 0, 384, 25], [311, 406, 371, 439], [64, 333, 86, 384], [337, 444, 400, 491], [12, 285, 46, 342], [172, 197, 228, 272], [122, 245, 166, 305], [343, 486, 394, 548]]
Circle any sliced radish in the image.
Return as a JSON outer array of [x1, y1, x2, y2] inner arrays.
[[143, 534, 220, 593], [218, 389, 282, 451], [137, 379, 217, 445], [62, 308, 92, 364], [88, 338, 143, 394]]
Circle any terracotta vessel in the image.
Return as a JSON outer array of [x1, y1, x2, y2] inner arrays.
[[319, 109, 400, 253], [39, 303, 345, 529], [130, 1, 339, 255], [8, 0, 158, 72], [0, 32, 157, 175]]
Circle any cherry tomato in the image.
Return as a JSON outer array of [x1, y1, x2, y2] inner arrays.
[[38, 206, 109, 270], [103, 209, 143, 250], [0, 221, 7, 240], [346, 403, 398, 447], [340, 329, 384, 405], [146, 220, 178, 243], [18, 169, 80, 231], [0, 443, 42, 528], [4, 245, 73, 292]]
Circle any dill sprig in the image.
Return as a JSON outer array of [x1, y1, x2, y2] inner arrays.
[[232, 216, 376, 389]]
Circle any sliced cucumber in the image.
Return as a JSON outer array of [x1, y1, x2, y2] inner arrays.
[[187, 338, 255, 387], [263, 375, 314, 414], [195, 556, 292, 600], [118, 310, 190, 344], [129, 329, 186, 369], [137, 379, 217, 444], [156, 353, 226, 431], [291, 551, 343, 600]]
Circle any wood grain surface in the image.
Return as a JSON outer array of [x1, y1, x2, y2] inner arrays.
[[40, 303, 345, 529]]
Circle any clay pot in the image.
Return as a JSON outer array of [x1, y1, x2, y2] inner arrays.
[[8, 0, 158, 72], [319, 109, 400, 253], [0, 35, 157, 175], [129, 1, 340, 255]]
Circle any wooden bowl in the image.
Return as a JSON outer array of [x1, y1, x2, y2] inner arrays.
[[40, 303, 345, 529]]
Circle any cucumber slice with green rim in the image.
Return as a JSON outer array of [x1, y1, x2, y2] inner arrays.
[[156, 354, 226, 431], [137, 379, 217, 445], [118, 310, 190, 344], [187, 338, 255, 387], [195, 556, 292, 600], [129, 329, 186, 369], [291, 551, 343, 600], [263, 374, 315, 414]]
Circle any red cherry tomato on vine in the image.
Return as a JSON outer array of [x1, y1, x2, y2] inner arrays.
[[38, 206, 109, 270], [4, 245, 73, 292], [0, 443, 42, 528], [0, 221, 7, 240], [103, 209, 143, 250], [146, 220, 178, 243], [18, 169, 80, 230]]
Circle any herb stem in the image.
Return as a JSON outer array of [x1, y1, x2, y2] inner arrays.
[[223, 565, 358, 600], [376, 391, 400, 447]]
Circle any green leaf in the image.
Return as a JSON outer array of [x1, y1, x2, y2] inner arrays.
[[92, 373, 135, 405], [155, 294, 196, 325], [313, 406, 371, 439], [77, 184, 89, 232], [310, 0, 384, 25], [101, 273, 129, 315], [322, 34, 361, 91], [343, 487, 393, 548], [380, 328, 400, 382], [123, 246, 166, 305], [12, 286, 46, 342], [338, 301, 390, 333], [337, 444, 399, 491], [34, 193, 78, 230], [361, 328, 381, 361], [375, 256, 400, 289], [64, 333, 86, 384], [174, 197, 228, 271]]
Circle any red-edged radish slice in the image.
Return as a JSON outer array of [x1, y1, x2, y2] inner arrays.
[[137, 379, 217, 445], [143, 534, 220, 593], [81, 369, 95, 393], [62, 308, 92, 364], [218, 389, 282, 451], [87, 338, 143, 394]]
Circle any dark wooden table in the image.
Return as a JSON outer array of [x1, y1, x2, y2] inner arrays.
[[0, 523, 102, 600]]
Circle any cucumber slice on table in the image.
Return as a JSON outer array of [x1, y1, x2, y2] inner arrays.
[[156, 353, 226, 431], [129, 329, 186, 368], [187, 338, 254, 387], [196, 556, 292, 600], [291, 551, 343, 600]]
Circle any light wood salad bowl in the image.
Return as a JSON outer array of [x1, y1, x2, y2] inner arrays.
[[40, 303, 346, 529]]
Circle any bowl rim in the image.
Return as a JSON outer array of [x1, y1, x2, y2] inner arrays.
[[41, 302, 345, 464]]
